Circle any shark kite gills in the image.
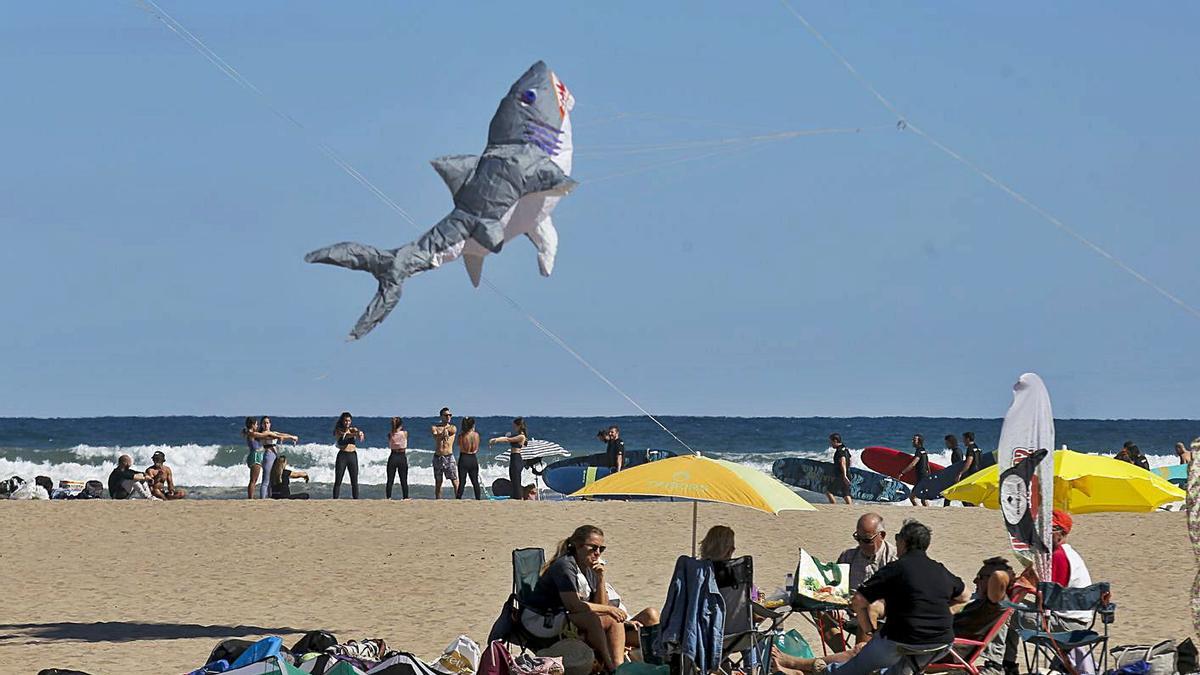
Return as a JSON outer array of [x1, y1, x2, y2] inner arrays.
[[305, 61, 576, 340]]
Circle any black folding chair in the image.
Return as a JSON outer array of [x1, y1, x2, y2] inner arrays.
[[1005, 581, 1116, 674], [713, 556, 785, 675], [487, 547, 565, 653]]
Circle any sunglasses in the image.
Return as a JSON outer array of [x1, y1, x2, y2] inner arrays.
[[853, 532, 881, 543], [584, 543, 607, 554]]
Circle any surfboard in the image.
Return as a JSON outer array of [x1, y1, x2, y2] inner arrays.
[[540, 448, 677, 475], [772, 457, 909, 502], [543, 465, 612, 495], [860, 446, 946, 485], [1154, 464, 1188, 487], [912, 452, 997, 500]]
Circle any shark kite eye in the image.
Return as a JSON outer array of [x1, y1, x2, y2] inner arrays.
[[520, 89, 538, 105]]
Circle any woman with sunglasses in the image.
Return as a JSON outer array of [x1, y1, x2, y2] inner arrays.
[[522, 525, 659, 672]]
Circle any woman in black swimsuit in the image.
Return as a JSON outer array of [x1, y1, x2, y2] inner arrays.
[[332, 411, 364, 499], [489, 417, 528, 500]]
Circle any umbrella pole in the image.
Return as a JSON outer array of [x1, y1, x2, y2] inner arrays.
[[691, 501, 698, 557]]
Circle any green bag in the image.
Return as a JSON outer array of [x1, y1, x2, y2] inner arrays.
[[615, 662, 669, 675], [774, 628, 814, 660]]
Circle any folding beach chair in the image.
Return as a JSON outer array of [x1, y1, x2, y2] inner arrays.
[[487, 548, 565, 653], [893, 642, 954, 675], [926, 604, 1016, 675], [1005, 581, 1115, 674], [713, 556, 786, 675]]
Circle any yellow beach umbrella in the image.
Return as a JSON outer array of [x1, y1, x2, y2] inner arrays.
[[570, 454, 816, 553], [942, 449, 1186, 514]]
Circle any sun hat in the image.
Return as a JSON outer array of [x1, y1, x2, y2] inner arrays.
[[537, 638, 593, 675], [1052, 509, 1073, 534]]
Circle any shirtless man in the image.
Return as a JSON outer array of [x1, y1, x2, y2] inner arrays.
[[146, 450, 187, 500], [431, 407, 458, 499]]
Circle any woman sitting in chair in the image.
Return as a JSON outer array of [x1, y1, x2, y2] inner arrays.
[[521, 525, 659, 672]]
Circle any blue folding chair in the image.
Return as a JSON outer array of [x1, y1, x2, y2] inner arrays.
[[1004, 581, 1116, 674]]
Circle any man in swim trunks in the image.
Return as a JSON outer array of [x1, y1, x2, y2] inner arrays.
[[431, 407, 458, 499], [146, 450, 187, 500]]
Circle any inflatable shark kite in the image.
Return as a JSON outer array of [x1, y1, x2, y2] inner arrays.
[[305, 61, 576, 340]]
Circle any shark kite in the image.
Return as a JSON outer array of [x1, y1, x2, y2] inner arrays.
[[305, 61, 576, 340]]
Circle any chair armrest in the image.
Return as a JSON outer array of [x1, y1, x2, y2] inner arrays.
[[952, 638, 985, 647], [999, 600, 1038, 613]]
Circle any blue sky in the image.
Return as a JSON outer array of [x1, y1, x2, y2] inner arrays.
[[1, 2, 1197, 419]]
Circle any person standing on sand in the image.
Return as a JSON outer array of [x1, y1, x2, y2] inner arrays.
[[1114, 440, 1134, 463], [1177, 441, 1192, 465], [332, 411, 364, 499], [959, 431, 982, 507], [386, 417, 409, 500], [456, 417, 482, 500], [825, 433, 853, 505], [941, 434, 961, 507], [605, 425, 625, 472], [431, 407, 458, 499], [902, 435, 930, 506], [242, 417, 286, 500], [1127, 444, 1150, 471], [490, 417, 529, 499], [258, 416, 299, 499]]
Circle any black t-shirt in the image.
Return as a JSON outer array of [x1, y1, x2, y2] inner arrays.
[[913, 447, 931, 478], [271, 470, 293, 499], [1132, 455, 1150, 470], [966, 445, 983, 474], [528, 555, 593, 612], [108, 467, 137, 499], [858, 550, 964, 644], [831, 447, 851, 476], [949, 447, 963, 464], [606, 438, 626, 470]]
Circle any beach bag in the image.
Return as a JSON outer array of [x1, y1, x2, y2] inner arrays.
[[774, 629, 815, 660], [431, 635, 481, 675], [1177, 639, 1197, 674], [1111, 640, 1177, 675], [1, 475, 25, 496], [292, 630, 339, 655], [10, 482, 50, 500], [206, 638, 256, 666], [72, 480, 105, 500], [478, 640, 517, 675]]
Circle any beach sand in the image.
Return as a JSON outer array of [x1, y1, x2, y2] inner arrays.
[[0, 501, 1191, 674]]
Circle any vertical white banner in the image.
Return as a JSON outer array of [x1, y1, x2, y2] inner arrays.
[[996, 373, 1055, 579]]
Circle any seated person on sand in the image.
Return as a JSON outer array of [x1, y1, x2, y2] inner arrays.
[[773, 556, 1012, 675], [269, 455, 311, 500], [775, 520, 966, 675], [146, 450, 187, 500], [816, 513, 897, 650], [108, 454, 153, 499], [522, 525, 659, 672], [699, 525, 772, 622]]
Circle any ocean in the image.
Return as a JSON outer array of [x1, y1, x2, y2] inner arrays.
[[1, 415, 1193, 499]]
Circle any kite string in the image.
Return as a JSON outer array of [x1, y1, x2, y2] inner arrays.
[[136, 0, 702, 453], [778, 0, 1200, 322]]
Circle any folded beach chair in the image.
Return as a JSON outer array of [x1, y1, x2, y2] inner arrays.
[[712, 556, 784, 675], [364, 652, 440, 675], [1005, 581, 1115, 675], [487, 547, 565, 653]]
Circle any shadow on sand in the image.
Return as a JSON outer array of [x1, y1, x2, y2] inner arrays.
[[0, 621, 304, 645]]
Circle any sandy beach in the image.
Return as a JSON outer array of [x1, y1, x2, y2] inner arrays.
[[0, 501, 1191, 674]]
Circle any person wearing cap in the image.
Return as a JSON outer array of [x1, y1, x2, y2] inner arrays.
[[1010, 509, 1095, 674], [146, 451, 186, 500]]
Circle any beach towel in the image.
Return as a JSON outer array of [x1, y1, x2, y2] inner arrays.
[[365, 651, 440, 675]]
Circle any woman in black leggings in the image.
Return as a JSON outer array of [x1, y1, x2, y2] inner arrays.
[[456, 417, 481, 499], [332, 411, 363, 499], [489, 417, 528, 500], [386, 416, 409, 499]]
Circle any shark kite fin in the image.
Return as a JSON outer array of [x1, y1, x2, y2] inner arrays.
[[430, 155, 480, 195], [526, 216, 558, 277], [464, 254, 485, 288]]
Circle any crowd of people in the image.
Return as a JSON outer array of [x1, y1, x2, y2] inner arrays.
[[825, 431, 987, 507], [520, 511, 1098, 675]]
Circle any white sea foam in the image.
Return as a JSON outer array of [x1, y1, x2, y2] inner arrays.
[[0, 444, 1181, 491]]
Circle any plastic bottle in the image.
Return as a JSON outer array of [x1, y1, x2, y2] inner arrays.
[[785, 572, 795, 594]]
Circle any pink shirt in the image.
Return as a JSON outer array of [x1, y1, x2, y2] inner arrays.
[[389, 430, 407, 451]]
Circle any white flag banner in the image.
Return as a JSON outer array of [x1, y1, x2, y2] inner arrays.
[[996, 373, 1055, 579]]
